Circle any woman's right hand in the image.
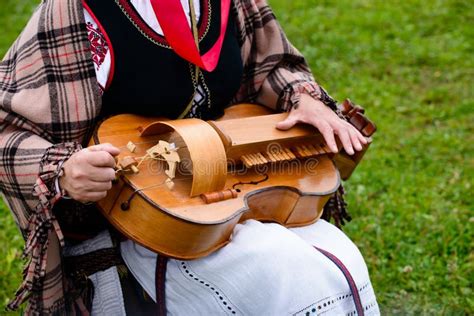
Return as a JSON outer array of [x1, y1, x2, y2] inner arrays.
[[59, 143, 120, 203]]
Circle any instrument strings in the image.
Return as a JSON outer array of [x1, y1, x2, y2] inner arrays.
[[115, 140, 188, 170], [120, 177, 192, 210], [116, 140, 189, 150]]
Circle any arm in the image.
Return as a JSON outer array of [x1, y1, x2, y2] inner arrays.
[[232, 0, 367, 154], [0, 6, 82, 308], [232, 0, 336, 111], [0, 105, 82, 312], [0, 110, 118, 313], [0, 0, 115, 311]]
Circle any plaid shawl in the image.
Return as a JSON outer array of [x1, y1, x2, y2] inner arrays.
[[0, 0, 334, 314]]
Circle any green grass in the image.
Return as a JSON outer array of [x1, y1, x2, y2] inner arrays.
[[1, 0, 473, 314]]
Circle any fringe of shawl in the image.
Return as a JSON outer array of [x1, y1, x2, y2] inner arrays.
[[7, 143, 82, 312], [322, 185, 352, 228]]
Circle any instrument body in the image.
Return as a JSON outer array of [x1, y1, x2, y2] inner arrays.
[[91, 102, 375, 259]]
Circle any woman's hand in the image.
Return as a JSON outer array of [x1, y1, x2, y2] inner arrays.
[[276, 94, 369, 155], [59, 143, 120, 203]]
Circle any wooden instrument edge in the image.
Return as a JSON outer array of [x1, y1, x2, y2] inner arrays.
[[102, 170, 342, 225], [87, 101, 375, 259], [94, 168, 340, 260], [91, 122, 340, 259]]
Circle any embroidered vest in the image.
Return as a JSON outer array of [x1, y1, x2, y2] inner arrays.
[[85, 0, 243, 119]]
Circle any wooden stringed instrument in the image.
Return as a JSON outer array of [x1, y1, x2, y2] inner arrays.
[[90, 100, 376, 259]]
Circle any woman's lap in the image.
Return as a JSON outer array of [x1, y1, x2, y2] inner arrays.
[[120, 219, 380, 315]]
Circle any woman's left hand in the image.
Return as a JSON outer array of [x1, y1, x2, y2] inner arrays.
[[276, 94, 369, 155]]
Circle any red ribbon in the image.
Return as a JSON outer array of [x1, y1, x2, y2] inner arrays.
[[150, 0, 231, 72]]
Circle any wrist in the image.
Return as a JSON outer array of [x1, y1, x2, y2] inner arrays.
[[56, 160, 72, 200], [300, 93, 326, 108], [300, 92, 346, 121], [295, 93, 331, 115]]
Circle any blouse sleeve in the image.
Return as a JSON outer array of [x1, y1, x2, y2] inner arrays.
[[232, 0, 338, 112]]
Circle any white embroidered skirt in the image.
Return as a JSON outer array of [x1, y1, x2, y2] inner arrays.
[[121, 219, 380, 315]]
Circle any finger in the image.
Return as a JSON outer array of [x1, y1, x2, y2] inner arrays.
[[275, 115, 299, 130], [87, 167, 116, 182], [88, 143, 121, 156], [343, 121, 367, 145], [87, 151, 117, 168], [78, 191, 108, 203], [335, 126, 354, 155], [349, 129, 363, 152], [84, 180, 113, 192], [311, 119, 338, 153], [357, 131, 368, 145], [351, 125, 368, 145]]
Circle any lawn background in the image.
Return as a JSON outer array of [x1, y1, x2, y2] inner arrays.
[[0, 0, 472, 314]]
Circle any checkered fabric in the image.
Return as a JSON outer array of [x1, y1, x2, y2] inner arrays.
[[0, 0, 335, 313]]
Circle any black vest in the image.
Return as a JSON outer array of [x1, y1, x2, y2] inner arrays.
[[85, 0, 244, 119]]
